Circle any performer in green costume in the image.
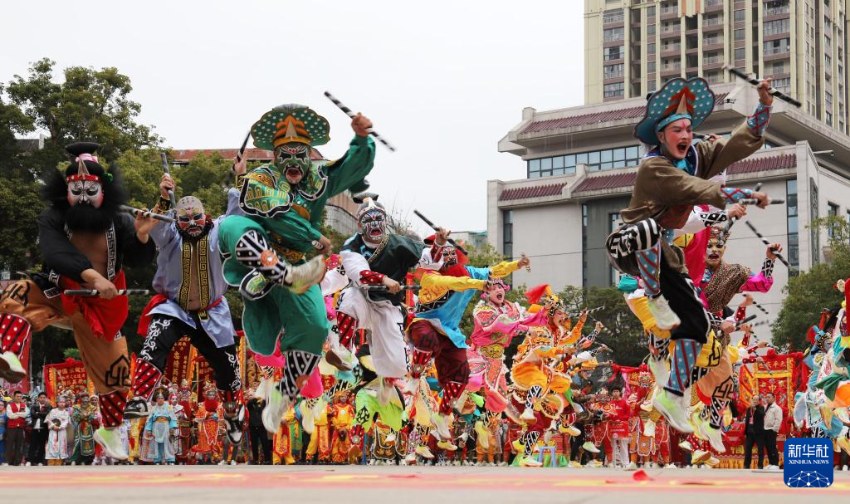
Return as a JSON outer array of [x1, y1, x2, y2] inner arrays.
[[219, 104, 376, 433]]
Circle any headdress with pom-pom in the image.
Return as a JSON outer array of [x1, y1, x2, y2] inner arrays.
[[525, 284, 566, 318], [708, 225, 730, 248]]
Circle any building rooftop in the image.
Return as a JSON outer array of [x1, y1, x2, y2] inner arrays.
[[520, 93, 729, 135], [572, 172, 636, 193], [499, 182, 567, 202], [170, 147, 324, 164]]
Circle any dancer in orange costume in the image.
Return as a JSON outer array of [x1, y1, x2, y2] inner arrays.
[[330, 391, 355, 464]]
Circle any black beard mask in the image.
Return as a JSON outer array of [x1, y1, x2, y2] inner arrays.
[[177, 219, 213, 242], [64, 202, 114, 232], [41, 162, 127, 232]]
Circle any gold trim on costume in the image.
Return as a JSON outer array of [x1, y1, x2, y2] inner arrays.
[[267, 230, 306, 263], [479, 344, 505, 359], [244, 171, 276, 188], [178, 235, 211, 317], [178, 241, 192, 308]]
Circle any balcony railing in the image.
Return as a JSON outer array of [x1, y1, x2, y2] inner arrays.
[[767, 64, 790, 75], [764, 47, 790, 56], [764, 6, 790, 16]]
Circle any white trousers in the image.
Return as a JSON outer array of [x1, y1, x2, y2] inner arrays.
[[612, 437, 630, 467], [337, 286, 407, 378]]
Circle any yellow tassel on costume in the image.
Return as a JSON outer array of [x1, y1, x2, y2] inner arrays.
[[695, 331, 722, 368], [627, 295, 671, 339], [726, 345, 740, 364]]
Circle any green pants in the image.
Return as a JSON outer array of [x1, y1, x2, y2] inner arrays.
[[219, 215, 328, 356], [355, 389, 404, 432]]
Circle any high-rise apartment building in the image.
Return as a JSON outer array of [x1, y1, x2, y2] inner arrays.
[[585, 0, 849, 134]]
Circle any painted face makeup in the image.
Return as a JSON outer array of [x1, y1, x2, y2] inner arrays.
[[66, 177, 104, 208], [441, 246, 458, 267], [274, 142, 311, 185], [176, 196, 207, 238], [485, 280, 507, 306], [705, 237, 727, 269], [359, 208, 387, 246], [659, 118, 693, 160]]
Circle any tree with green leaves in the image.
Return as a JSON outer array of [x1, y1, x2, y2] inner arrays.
[[773, 217, 849, 350], [5, 58, 161, 166], [0, 84, 40, 273]]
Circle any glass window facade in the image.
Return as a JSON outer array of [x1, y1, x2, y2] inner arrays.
[[604, 63, 625, 79], [765, 0, 790, 16], [810, 178, 819, 265], [502, 210, 513, 260], [604, 27, 624, 42], [581, 204, 588, 287], [527, 145, 642, 178], [604, 82, 625, 97], [603, 10, 624, 23], [828, 202, 840, 238], [609, 212, 621, 285], [764, 19, 790, 35], [764, 38, 791, 55], [604, 45, 624, 61], [787, 179, 799, 267]]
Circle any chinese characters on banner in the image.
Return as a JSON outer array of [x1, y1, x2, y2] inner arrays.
[[44, 358, 94, 402], [194, 354, 215, 390], [751, 352, 804, 435], [164, 336, 196, 386]]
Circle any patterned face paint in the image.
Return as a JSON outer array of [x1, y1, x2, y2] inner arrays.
[[705, 237, 727, 270], [66, 177, 104, 208], [484, 279, 508, 306], [176, 196, 207, 238], [441, 246, 458, 267], [274, 142, 312, 184], [358, 208, 387, 246]]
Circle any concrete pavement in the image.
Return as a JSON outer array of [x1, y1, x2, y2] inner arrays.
[[1, 465, 847, 504]]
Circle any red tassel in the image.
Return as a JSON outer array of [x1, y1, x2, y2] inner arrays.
[[525, 284, 551, 305]]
